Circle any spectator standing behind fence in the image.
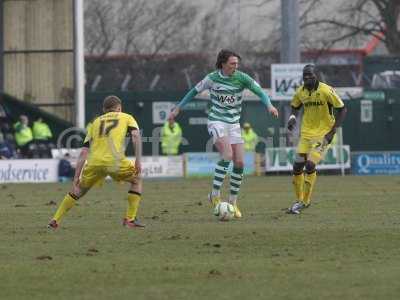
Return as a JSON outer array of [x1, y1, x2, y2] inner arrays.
[[161, 116, 182, 155], [0, 132, 14, 159], [33, 117, 52, 142], [58, 153, 74, 182], [14, 115, 33, 158], [242, 122, 259, 152], [33, 117, 53, 157]]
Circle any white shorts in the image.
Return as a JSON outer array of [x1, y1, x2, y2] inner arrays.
[[207, 121, 244, 144]]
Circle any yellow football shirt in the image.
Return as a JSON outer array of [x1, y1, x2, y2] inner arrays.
[[83, 112, 139, 166], [291, 82, 344, 138]]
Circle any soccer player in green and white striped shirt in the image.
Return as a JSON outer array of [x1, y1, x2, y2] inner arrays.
[[170, 49, 278, 218]]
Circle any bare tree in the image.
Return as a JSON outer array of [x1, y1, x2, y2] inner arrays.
[[115, 1, 149, 54], [85, 0, 280, 57], [191, 0, 280, 55], [301, 0, 400, 54], [84, 0, 198, 56], [193, 0, 235, 53], [238, 0, 399, 55], [142, 1, 197, 55], [85, 0, 117, 56]]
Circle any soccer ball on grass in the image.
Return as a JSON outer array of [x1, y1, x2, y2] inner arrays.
[[213, 202, 235, 221]]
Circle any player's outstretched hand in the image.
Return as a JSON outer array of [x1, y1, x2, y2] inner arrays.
[[169, 107, 180, 120], [287, 116, 296, 131], [268, 106, 279, 118]]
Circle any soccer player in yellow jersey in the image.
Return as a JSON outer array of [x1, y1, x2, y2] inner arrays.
[[48, 95, 145, 228], [287, 65, 346, 214]]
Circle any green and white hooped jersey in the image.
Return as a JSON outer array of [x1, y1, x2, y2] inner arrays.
[[195, 70, 264, 124]]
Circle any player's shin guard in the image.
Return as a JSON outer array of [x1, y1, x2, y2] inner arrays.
[[212, 159, 230, 196], [52, 193, 77, 223], [229, 166, 243, 204], [126, 191, 141, 220], [303, 171, 317, 206], [293, 172, 304, 202]]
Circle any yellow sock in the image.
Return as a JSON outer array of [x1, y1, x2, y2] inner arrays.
[[303, 171, 317, 206], [126, 192, 141, 220], [53, 193, 77, 223], [292, 173, 304, 202]]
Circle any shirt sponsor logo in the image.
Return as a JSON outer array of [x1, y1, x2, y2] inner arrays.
[[304, 101, 324, 107], [217, 95, 236, 104]]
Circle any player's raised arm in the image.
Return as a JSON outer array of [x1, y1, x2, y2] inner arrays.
[[287, 105, 302, 131], [243, 73, 278, 118], [287, 88, 303, 131], [169, 88, 197, 119], [131, 128, 142, 175], [73, 146, 88, 188], [170, 76, 212, 119], [324, 88, 347, 143], [72, 126, 92, 190]]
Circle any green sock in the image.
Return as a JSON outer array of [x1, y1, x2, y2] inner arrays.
[[229, 166, 243, 204], [212, 159, 230, 196]]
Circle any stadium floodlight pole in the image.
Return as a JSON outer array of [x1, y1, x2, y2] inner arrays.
[[74, 0, 85, 128], [280, 0, 300, 63]]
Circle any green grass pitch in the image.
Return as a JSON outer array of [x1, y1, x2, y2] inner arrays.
[[1, 175, 400, 300]]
